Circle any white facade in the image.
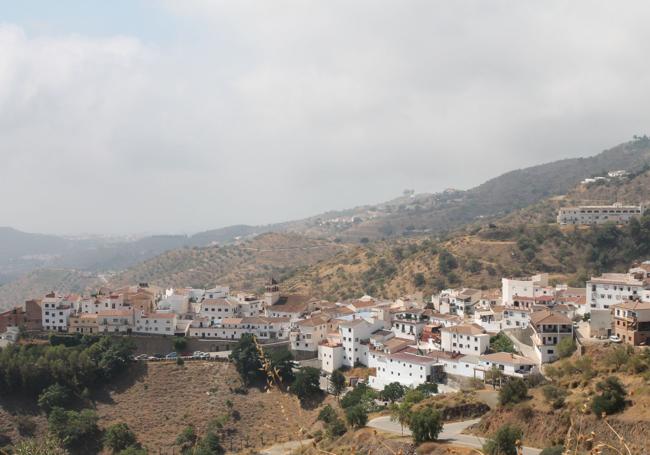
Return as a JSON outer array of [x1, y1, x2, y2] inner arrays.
[[368, 350, 439, 390], [290, 316, 339, 352], [41, 296, 72, 332], [97, 310, 135, 334], [439, 324, 490, 356], [502, 274, 549, 306], [530, 310, 573, 364], [587, 273, 645, 311], [199, 298, 239, 322], [135, 312, 177, 334], [557, 203, 643, 225]]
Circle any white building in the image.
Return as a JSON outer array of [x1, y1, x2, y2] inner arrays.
[[205, 286, 229, 300], [557, 203, 643, 226], [135, 312, 177, 335], [587, 273, 645, 311], [290, 315, 339, 352], [390, 309, 427, 340], [501, 274, 549, 306], [477, 352, 538, 378], [368, 349, 441, 390], [199, 298, 240, 322], [41, 294, 72, 332], [188, 316, 290, 340], [97, 309, 135, 334], [157, 294, 190, 315], [439, 324, 490, 356], [530, 309, 573, 363]]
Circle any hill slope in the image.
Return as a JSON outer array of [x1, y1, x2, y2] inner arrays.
[[284, 168, 650, 300], [110, 232, 348, 292]]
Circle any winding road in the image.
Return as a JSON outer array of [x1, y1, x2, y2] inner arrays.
[[367, 416, 542, 455]]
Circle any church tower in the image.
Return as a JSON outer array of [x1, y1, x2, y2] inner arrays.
[[264, 278, 281, 306]]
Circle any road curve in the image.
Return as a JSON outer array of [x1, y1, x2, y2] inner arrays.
[[367, 416, 542, 455]]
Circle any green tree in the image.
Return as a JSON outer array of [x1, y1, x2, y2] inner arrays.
[[326, 417, 347, 438], [318, 405, 337, 424], [290, 367, 321, 402], [104, 423, 138, 453], [483, 425, 523, 455], [329, 370, 346, 398], [413, 273, 426, 288], [542, 384, 567, 409], [489, 333, 516, 354], [229, 334, 263, 385], [380, 382, 405, 403], [556, 337, 577, 358], [389, 402, 412, 436], [408, 407, 443, 444], [172, 337, 188, 353], [340, 383, 376, 409], [591, 376, 627, 417], [48, 408, 100, 451], [37, 384, 71, 414], [269, 348, 295, 383], [193, 431, 224, 455], [499, 379, 528, 405], [345, 404, 368, 428]]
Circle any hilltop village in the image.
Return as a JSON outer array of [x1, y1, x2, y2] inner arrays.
[[1, 253, 649, 393]]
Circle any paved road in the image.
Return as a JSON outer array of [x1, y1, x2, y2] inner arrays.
[[367, 416, 542, 455]]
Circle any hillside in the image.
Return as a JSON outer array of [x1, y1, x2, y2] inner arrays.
[[110, 232, 348, 292], [0, 360, 322, 454], [0, 269, 102, 310], [284, 168, 650, 300]]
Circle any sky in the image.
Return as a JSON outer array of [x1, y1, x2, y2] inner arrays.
[[1, 1, 650, 235]]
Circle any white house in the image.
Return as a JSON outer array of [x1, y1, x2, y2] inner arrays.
[[41, 294, 72, 332], [290, 315, 339, 352], [439, 324, 490, 356], [477, 352, 538, 378], [530, 309, 573, 363], [97, 309, 135, 334], [502, 273, 549, 306], [368, 349, 440, 390], [390, 309, 427, 340], [135, 312, 177, 335], [199, 298, 240, 322]]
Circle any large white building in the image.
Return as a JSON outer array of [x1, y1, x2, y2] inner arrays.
[[290, 315, 339, 352], [557, 203, 643, 226], [42, 294, 72, 332], [439, 324, 490, 356], [135, 312, 177, 335], [501, 274, 550, 306]]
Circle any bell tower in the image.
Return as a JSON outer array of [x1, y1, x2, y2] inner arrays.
[[264, 278, 280, 306]]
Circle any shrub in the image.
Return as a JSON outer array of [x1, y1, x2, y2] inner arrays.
[[329, 370, 346, 397], [542, 384, 568, 409], [48, 408, 100, 451], [326, 417, 347, 438], [483, 424, 523, 455], [489, 333, 516, 354], [408, 407, 443, 444], [345, 404, 368, 428], [415, 383, 438, 395], [291, 367, 321, 402], [341, 383, 375, 409], [317, 405, 337, 424], [172, 337, 187, 353], [556, 337, 577, 358], [499, 379, 528, 406], [591, 376, 626, 417], [380, 382, 405, 402], [104, 422, 138, 453], [37, 384, 72, 413]]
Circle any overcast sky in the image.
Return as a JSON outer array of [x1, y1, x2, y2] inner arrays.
[[1, 1, 650, 235]]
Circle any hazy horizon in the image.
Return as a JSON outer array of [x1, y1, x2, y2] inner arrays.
[[2, 1, 650, 235]]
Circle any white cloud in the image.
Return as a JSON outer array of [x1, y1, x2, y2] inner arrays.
[[1, 1, 650, 234]]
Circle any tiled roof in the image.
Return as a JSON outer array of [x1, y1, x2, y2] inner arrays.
[[480, 352, 536, 365], [530, 309, 572, 325], [440, 323, 486, 335]]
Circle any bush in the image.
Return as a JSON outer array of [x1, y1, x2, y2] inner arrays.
[[326, 417, 347, 438], [317, 405, 337, 424], [291, 367, 321, 402], [11, 436, 67, 455], [556, 337, 577, 358], [542, 384, 567, 409], [415, 383, 438, 395], [329, 370, 346, 397], [341, 383, 376, 409], [104, 423, 138, 453], [591, 376, 626, 417], [172, 337, 187, 353], [489, 333, 516, 354], [380, 382, 405, 402], [345, 404, 368, 428], [408, 407, 443, 444], [499, 379, 528, 406], [48, 407, 100, 451], [37, 384, 72, 413], [483, 424, 523, 455]]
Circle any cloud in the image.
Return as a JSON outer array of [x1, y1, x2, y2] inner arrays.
[[1, 2, 650, 234]]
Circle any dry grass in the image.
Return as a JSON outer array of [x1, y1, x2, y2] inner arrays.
[[94, 361, 323, 454]]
